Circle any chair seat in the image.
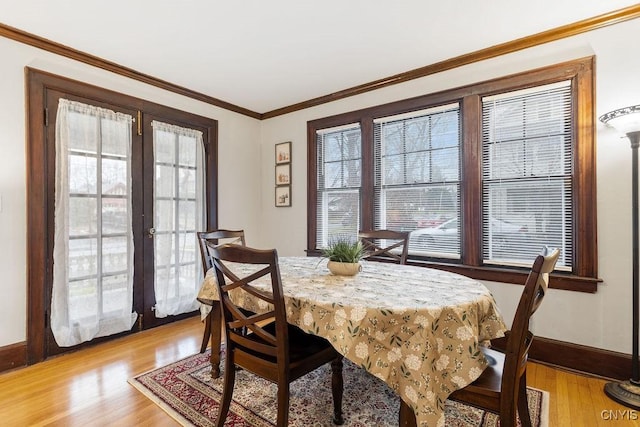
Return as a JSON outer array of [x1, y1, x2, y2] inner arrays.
[[466, 347, 504, 392], [449, 347, 504, 409], [238, 322, 336, 364]]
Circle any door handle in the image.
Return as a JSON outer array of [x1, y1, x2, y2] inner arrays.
[[148, 227, 156, 238]]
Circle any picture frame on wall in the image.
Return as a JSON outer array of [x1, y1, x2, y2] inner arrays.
[[275, 185, 291, 207], [275, 163, 291, 186], [275, 141, 291, 164]]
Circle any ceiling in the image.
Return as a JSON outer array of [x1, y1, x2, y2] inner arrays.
[[1, 0, 638, 114]]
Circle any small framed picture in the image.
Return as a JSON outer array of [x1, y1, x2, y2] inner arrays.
[[275, 142, 291, 164], [275, 186, 291, 207], [275, 163, 291, 186]]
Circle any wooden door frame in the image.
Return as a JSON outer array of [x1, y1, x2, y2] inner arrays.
[[26, 68, 218, 364]]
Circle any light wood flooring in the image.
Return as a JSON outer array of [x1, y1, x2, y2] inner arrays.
[[1, 316, 638, 426]]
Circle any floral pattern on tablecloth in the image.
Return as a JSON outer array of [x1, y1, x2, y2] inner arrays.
[[198, 257, 507, 427]]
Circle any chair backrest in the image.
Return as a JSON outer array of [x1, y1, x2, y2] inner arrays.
[[503, 246, 560, 394], [358, 230, 410, 264], [197, 229, 246, 274], [208, 244, 289, 365]]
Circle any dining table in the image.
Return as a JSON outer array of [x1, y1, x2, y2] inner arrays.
[[197, 256, 507, 427]]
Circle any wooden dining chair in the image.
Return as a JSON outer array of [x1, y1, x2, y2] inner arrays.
[[198, 229, 246, 273], [358, 230, 410, 264], [447, 246, 560, 427], [209, 244, 345, 426], [197, 229, 246, 354]]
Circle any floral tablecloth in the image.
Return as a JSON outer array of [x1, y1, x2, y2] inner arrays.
[[198, 256, 507, 427]]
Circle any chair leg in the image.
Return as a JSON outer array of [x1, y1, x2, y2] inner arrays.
[[209, 302, 222, 378], [518, 373, 533, 427], [200, 312, 211, 353], [499, 388, 518, 427], [276, 382, 290, 427], [331, 356, 344, 425], [398, 401, 417, 427], [215, 351, 236, 427]]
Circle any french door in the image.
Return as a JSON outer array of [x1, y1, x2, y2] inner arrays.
[[29, 73, 217, 360]]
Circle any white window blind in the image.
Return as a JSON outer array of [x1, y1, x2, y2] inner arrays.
[[316, 124, 362, 247], [482, 81, 572, 268], [373, 104, 461, 258]]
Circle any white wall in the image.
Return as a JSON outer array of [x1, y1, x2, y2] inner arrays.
[[2, 17, 638, 356], [259, 18, 640, 354], [0, 36, 262, 347]]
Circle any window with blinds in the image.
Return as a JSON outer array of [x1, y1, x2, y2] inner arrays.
[[316, 124, 362, 247], [374, 104, 461, 258], [482, 81, 572, 268], [307, 58, 596, 290]]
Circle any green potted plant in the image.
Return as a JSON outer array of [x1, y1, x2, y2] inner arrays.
[[322, 236, 364, 276]]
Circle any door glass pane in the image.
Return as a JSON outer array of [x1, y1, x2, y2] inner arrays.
[[102, 197, 127, 234], [102, 236, 128, 274], [179, 200, 196, 230], [102, 117, 128, 157], [155, 234, 174, 269], [155, 165, 175, 198], [102, 158, 127, 193], [68, 278, 98, 322], [179, 168, 197, 198], [69, 197, 97, 236], [155, 200, 175, 233], [178, 232, 197, 263], [68, 238, 98, 279], [179, 135, 197, 167], [69, 155, 97, 194], [68, 112, 97, 153], [154, 129, 175, 164], [103, 274, 129, 317]]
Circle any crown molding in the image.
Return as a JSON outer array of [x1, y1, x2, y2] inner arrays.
[[261, 4, 640, 119], [0, 22, 261, 119], [1, 5, 639, 121]]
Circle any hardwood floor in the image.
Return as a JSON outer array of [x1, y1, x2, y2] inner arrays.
[[1, 316, 638, 426]]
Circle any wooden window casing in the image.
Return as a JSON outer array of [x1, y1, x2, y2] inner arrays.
[[307, 57, 598, 292]]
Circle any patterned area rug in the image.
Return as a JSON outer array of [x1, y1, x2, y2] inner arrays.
[[129, 350, 548, 427]]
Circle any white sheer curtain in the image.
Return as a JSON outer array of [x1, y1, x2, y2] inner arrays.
[[51, 99, 137, 347], [152, 120, 205, 317]]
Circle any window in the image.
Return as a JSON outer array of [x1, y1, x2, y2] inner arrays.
[[315, 123, 362, 246], [482, 82, 572, 269], [307, 58, 598, 292], [374, 104, 461, 258]]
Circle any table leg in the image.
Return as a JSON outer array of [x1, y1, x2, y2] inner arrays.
[[209, 301, 222, 378], [398, 401, 417, 427]]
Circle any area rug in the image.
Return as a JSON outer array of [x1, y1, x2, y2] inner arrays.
[[129, 350, 549, 427]]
